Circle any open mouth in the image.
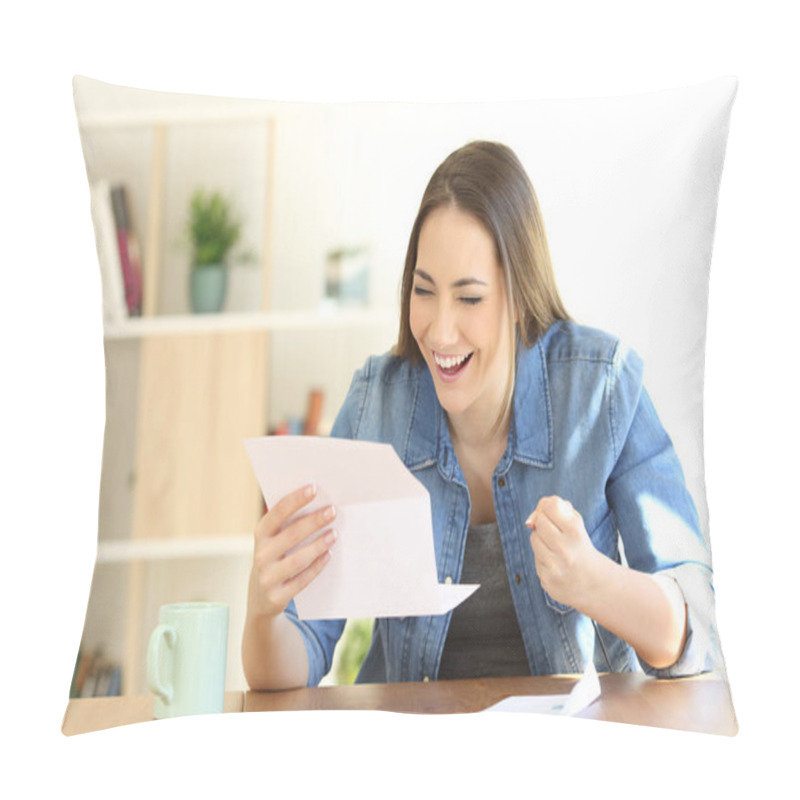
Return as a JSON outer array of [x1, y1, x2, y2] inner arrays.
[[433, 350, 473, 379]]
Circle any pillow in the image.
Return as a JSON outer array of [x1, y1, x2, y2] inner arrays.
[[68, 75, 737, 730]]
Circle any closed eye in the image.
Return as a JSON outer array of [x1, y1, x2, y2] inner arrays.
[[413, 285, 433, 297], [459, 296, 483, 305]]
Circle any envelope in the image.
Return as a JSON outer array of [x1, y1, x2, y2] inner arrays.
[[244, 436, 479, 620]]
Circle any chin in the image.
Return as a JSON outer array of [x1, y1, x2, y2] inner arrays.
[[430, 383, 471, 418]]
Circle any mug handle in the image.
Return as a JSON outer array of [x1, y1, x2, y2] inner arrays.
[[147, 624, 177, 703]]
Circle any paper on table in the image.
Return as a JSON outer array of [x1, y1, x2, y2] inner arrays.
[[484, 661, 601, 716], [244, 436, 479, 620]]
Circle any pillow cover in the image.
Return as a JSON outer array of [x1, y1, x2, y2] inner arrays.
[[67, 75, 737, 733]]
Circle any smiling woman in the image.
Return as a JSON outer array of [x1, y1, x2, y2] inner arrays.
[[242, 139, 723, 690], [398, 141, 570, 436], [410, 207, 513, 428], [408, 204, 519, 528]]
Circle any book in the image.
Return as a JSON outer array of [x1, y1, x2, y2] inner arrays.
[[89, 180, 127, 324], [71, 647, 123, 697], [110, 184, 143, 316], [106, 665, 122, 697], [70, 648, 94, 698], [303, 388, 325, 436]]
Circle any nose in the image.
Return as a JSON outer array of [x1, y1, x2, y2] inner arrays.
[[430, 299, 459, 348]]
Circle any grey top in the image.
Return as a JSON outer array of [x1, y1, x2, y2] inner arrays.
[[437, 520, 530, 680]]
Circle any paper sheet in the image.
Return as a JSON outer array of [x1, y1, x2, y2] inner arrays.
[[484, 661, 601, 716], [244, 436, 479, 620]]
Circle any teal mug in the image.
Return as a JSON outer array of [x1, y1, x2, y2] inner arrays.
[[147, 602, 229, 719]]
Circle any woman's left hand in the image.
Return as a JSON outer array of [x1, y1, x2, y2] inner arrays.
[[526, 496, 603, 610]]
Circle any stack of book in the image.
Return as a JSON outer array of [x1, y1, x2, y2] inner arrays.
[[89, 180, 144, 323], [70, 647, 123, 698], [269, 388, 326, 436]]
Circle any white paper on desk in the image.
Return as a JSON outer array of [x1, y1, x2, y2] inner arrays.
[[484, 661, 601, 716], [244, 436, 479, 620]]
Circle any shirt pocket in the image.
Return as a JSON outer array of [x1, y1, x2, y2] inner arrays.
[[544, 509, 617, 614]]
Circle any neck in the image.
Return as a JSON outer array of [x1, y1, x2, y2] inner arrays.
[[447, 405, 511, 452]]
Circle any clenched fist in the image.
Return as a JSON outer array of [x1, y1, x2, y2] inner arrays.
[[526, 495, 602, 611]]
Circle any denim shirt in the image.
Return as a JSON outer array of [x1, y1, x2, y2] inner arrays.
[[287, 321, 721, 684]]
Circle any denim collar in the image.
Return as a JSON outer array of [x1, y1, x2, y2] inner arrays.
[[403, 326, 555, 475]]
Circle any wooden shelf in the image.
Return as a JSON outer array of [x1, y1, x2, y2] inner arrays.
[[74, 77, 394, 695], [103, 306, 398, 340], [96, 535, 253, 564]]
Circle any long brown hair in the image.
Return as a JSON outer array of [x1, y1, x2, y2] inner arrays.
[[395, 141, 569, 426]]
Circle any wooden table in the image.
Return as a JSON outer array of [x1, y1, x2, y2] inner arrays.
[[245, 670, 736, 735], [61, 691, 244, 736], [62, 671, 737, 737]]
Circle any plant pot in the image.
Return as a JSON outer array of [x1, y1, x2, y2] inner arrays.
[[190, 264, 228, 313]]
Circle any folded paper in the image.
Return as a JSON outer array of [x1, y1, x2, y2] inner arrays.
[[244, 436, 479, 619], [484, 661, 601, 715]]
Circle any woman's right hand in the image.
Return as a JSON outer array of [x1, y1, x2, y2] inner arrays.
[[250, 483, 337, 619]]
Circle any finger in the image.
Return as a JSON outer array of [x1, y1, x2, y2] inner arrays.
[[533, 496, 580, 532], [260, 527, 337, 605], [273, 527, 338, 587], [254, 526, 337, 613], [260, 504, 337, 566], [529, 511, 561, 555], [282, 503, 337, 548], [255, 483, 318, 540], [256, 538, 335, 616], [269, 547, 334, 612], [526, 496, 562, 527]]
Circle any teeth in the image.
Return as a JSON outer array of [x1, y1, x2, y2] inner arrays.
[[434, 352, 470, 369]]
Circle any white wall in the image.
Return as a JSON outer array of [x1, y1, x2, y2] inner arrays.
[[267, 92, 727, 536]]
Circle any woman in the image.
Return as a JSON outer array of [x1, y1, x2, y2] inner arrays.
[[242, 141, 719, 689]]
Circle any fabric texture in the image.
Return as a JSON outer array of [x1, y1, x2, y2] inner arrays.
[[287, 321, 723, 685], [437, 520, 529, 680]]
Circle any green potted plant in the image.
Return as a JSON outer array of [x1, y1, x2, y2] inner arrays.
[[187, 189, 241, 313]]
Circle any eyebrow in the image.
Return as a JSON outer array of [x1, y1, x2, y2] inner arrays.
[[413, 269, 488, 289]]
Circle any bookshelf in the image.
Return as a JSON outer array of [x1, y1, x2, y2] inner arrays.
[[103, 306, 396, 339], [73, 77, 397, 697]]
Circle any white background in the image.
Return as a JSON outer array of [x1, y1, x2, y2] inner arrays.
[[2, 0, 797, 796]]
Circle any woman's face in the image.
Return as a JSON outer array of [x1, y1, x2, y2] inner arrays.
[[410, 205, 513, 432]]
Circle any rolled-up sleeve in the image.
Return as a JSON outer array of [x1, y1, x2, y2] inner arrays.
[[605, 345, 722, 677], [285, 608, 346, 687]]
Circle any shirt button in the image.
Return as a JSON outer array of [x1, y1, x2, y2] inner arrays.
[[515, 573, 522, 584], [498, 477, 506, 488], [444, 576, 452, 584]]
